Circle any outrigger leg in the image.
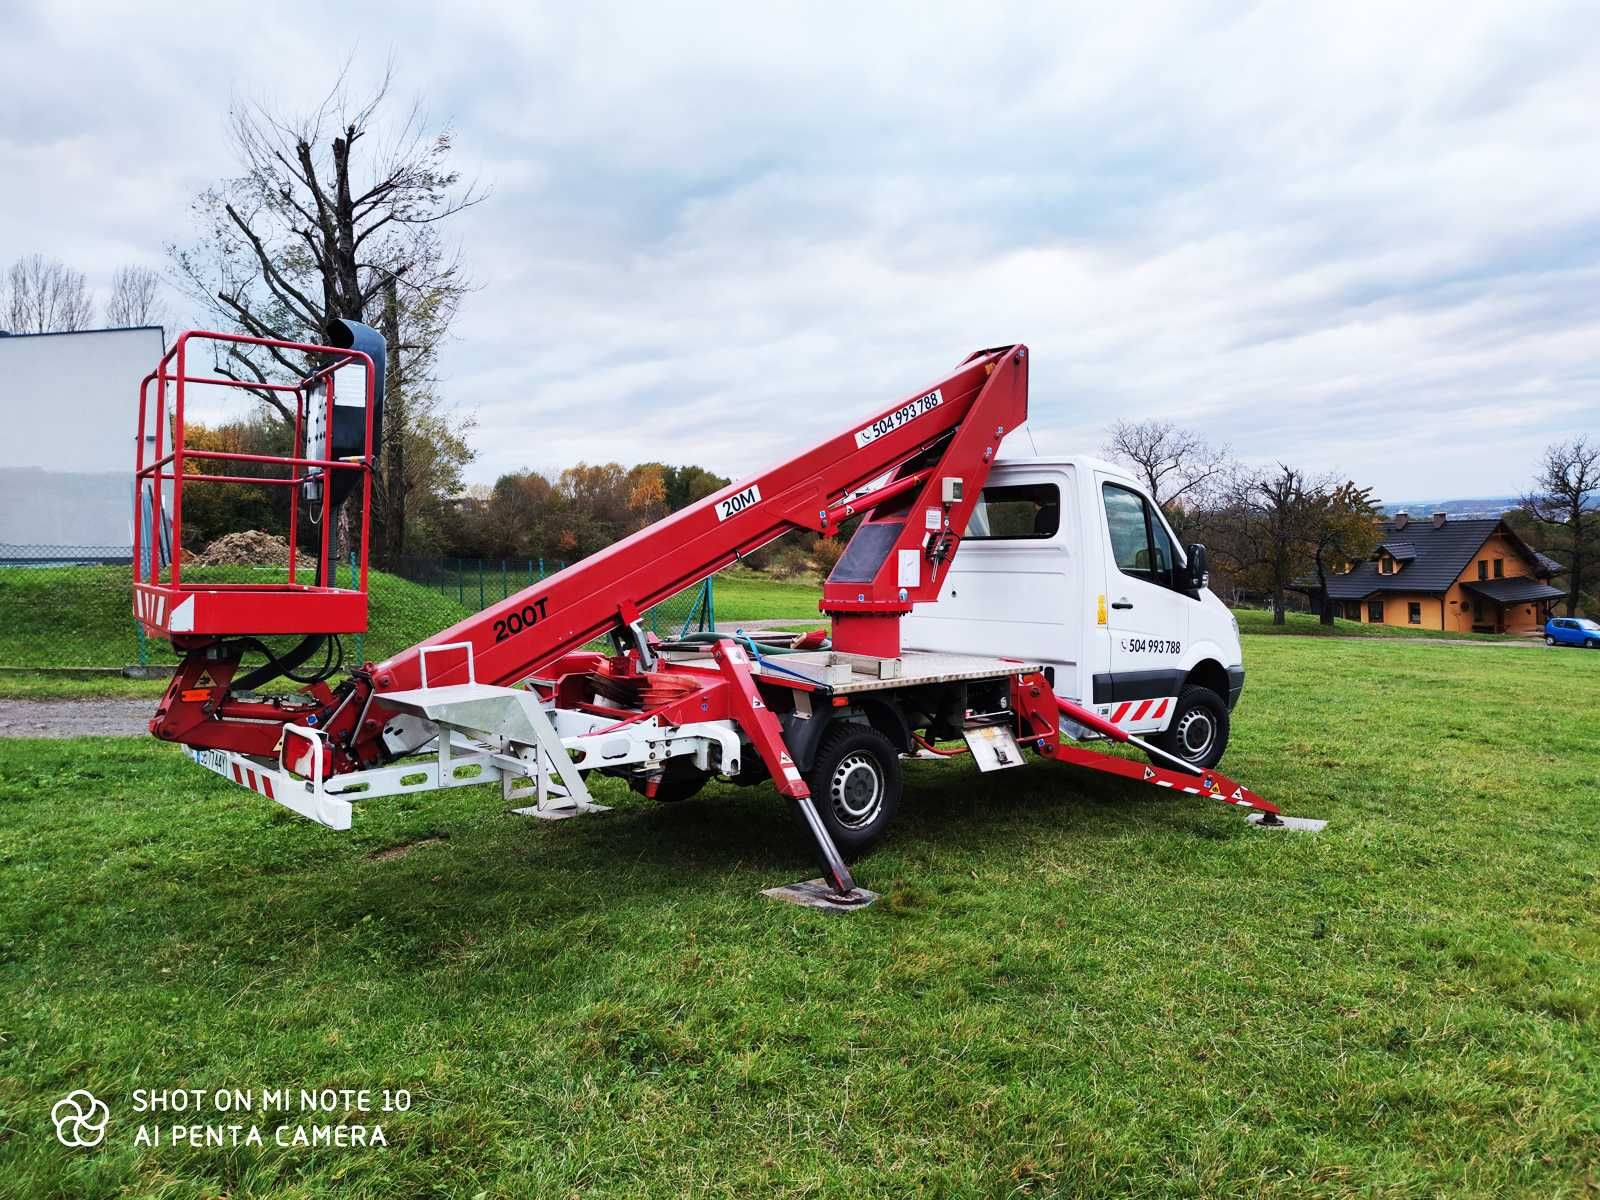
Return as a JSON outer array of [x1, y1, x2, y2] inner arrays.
[[1011, 676, 1325, 831], [708, 640, 877, 908]]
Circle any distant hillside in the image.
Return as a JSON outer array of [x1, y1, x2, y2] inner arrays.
[[1381, 496, 1520, 519]]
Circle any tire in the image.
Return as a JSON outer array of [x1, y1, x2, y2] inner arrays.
[[804, 723, 902, 857], [1545, 635, 1556, 646], [1154, 685, 1230, 769]]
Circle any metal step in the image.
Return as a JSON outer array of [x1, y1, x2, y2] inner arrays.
[[379, 682, 605, 818]]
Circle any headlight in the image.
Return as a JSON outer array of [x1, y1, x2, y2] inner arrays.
[[1229, 612, 1239, 639]]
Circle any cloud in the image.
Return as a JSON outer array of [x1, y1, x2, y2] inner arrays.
[[3, 0, 1596, 500]]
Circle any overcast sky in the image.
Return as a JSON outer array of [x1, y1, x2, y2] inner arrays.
[[4, 1, 1596, 502]]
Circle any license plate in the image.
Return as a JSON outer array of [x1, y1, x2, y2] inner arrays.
[[190, 747, 229, 776]]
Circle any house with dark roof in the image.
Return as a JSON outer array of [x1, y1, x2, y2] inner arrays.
[[1296, 510, 1565, 634]]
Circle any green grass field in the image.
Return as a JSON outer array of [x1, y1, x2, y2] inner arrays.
[[1233, 608, 1506, 641], [0, 565, 731, 691], [707, 568, 825, 623], [0, 566, 474, 673], [1, 634, 1596, 1197]]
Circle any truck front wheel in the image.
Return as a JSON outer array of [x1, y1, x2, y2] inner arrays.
[[1154, 685, 1230, 769], [805, 724, 902, 857]]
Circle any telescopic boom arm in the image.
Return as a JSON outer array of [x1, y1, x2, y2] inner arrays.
[[364, 346, 1029, 701]]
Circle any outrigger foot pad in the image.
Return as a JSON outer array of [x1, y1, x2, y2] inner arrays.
[[1247, 812, 1327, 832], [510, 803, 613, 821], [762, 879, 879, 910]]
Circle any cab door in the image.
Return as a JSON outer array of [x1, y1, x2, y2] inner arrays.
[[1095, 477, 1189, 731]]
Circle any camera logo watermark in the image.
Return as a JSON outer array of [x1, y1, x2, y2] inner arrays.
[[52, 1090, 110, 1148]]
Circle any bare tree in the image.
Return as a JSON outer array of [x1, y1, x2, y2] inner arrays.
[[1204, 464, 1316, 625], [1522, 437, 1599, 617], [4, 255, 95, 333], [105, 265, 168, 328], [170, 60, 483, 563], [1103, 419, 1230, 533]]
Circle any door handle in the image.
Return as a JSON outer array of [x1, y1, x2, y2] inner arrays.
[[1111, 599, 1134, 610]]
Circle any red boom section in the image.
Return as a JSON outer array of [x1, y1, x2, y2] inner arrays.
[[148, 343, 1028, 770], [364, 346, 1029, 699]]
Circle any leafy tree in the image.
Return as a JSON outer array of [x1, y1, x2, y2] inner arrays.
[[444, 461, 733, 563], [178, 416, 293, 551], [626, 465, 669, 525], [1306, 481, 1381, 625], [1521, 437, 1599, 618]]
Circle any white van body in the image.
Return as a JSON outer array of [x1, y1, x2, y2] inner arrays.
[[902, 454, 1245, 739]]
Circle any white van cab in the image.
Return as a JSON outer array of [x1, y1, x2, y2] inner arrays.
[[902, 455, 1245, 768]]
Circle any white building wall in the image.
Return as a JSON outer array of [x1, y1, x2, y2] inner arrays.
[[0, 326, 165, 554]]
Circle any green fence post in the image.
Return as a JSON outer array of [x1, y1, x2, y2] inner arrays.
[[538, 557, 545, 581], [133, 619, 149, 667], [457, 559, 464, 604], [350, 549, 364, 666], [478, 559, 485, 610]]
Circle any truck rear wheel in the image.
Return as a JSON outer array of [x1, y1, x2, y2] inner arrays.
[[805, 724, 901, 857], [1154, 685, 1230, 769]]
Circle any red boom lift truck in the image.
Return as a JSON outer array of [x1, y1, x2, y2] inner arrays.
[[134, 324, 1317, 908]]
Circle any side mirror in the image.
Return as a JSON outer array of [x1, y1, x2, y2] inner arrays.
[[1186, 543, 1209, 591]]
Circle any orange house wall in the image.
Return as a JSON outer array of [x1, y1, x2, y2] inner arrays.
[[1359, 594, 1445, 630], [1356, 532, 1548, 633]]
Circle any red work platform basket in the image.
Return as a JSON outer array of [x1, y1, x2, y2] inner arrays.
[[133, 329, 378, 643]]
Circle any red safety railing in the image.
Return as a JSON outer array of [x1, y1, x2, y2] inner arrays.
[[133, 330, 377, 639]]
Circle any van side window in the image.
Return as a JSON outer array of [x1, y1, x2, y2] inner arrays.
[[1103, 482, 1179, 589], [964, 483, 1060, 540]]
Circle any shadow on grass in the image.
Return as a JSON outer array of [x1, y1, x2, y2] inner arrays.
[[32, 737, 1261, 987], [208, 755, 1234, 944]]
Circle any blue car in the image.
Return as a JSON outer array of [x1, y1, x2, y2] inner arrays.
[[1545, 616, 1600, 648]]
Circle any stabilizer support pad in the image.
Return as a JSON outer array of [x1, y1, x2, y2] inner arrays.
[[1247, 813, 1327, 832], [762, 878, 879, 911], [511, 803, 612, 821]]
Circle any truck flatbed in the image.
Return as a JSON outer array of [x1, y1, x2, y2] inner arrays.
[[663, 648, 1041, 694]]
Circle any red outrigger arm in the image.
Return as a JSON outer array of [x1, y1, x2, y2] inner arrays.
[[1009, 673, 1283, 819]]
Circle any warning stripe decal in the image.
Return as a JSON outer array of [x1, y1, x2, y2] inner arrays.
[[1107, 696, 1177, 726]]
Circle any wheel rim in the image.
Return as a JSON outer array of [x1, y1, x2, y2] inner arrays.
[[1173, 709, 1216, 761], [829, 751, 884, 829]]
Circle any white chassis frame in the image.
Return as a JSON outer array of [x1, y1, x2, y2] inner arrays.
[[186, 643, 744, 831]]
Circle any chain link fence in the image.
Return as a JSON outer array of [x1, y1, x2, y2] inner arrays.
[[0, 546, 713, 673]]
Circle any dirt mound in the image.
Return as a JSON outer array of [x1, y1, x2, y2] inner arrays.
[[192, 531, 292, 567]]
